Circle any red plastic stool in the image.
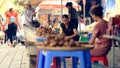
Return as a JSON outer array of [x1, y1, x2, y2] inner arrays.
[[91, 56, 108, 66], [51, 58, 60, 68]]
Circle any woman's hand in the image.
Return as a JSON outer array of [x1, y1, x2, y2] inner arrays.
[[89, 39, 94, 44], [88, 33, 97, 44]]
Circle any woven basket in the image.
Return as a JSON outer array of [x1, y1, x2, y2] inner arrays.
[[26, 45, 37, 56], [25, 40, 35, 45]]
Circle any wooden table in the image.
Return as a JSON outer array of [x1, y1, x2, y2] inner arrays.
[[37, 44, 93, 51], [103, 35, 120, 68]]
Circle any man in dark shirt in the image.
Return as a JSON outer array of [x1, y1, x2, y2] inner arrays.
[[66, 2, 78, 30]]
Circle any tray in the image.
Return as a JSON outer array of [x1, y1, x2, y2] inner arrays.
[[25, 40, 35, 45], [37, 45, 94, 51], [34, 42, 43, 46]]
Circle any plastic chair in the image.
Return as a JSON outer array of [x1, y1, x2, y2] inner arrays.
[[37, 50, 91, 68], [91, 56, 108, 66]]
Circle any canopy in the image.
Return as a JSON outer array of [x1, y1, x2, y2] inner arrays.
[[39, 0, 80, 10]]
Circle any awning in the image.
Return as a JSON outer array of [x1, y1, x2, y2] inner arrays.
[[39, 0, 80, 10]]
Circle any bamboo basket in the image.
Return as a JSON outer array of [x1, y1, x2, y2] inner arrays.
[[23, 26, 38, 56]]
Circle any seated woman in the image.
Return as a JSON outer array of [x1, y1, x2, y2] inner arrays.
[[60, 14, 79, 41], [89, 5, 112, 57]]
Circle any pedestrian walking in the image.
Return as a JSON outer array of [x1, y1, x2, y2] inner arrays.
[[3, 8, 21, 46]]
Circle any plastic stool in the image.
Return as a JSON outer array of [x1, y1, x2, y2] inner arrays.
[[36, 51, 59, 68], [91, 56, 108, 66], [51, 57, 61, 68], [37, 50, 91, 68], [61, 57, 66, 68], [61, 51, 91, 68]]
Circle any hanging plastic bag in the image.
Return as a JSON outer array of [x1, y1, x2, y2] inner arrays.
[[17, 29, 25, 41]]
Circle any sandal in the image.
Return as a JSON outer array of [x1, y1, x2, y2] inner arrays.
[[13, 40, 17, 47]]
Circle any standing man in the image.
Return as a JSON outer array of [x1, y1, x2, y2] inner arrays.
[[66, 2, 78, 30], [22, 1, 35, 27], [20, 1, 36, 45]]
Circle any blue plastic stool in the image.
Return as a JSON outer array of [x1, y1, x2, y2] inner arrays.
[[61, 33, 92, 68], [37, 50, 45, 68], [37, 50, 91, 68], [61, 57, 66, 68]]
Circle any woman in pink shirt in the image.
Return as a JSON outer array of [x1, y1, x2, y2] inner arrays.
[[89, 5, 112, 56]]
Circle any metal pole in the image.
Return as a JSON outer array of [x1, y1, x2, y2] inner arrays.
[[60, 0, 63, 22], [61, 0, 63, 16], [78, 0, 80, 11], [78, 15, 81, 32], [111, 39, 115, 68], [83, 4, 86, 25], [78, 0, 81, 32]]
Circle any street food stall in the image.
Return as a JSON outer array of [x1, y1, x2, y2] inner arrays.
[[36, 0, 80, 27]]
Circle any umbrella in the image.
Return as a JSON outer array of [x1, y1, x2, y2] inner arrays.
[[39, 0, 80, 10]]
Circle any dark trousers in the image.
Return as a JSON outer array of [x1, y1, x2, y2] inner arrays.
[[70, 19, 78, 30], [4, 23, 17, 44], [4, 34, 16, 44]]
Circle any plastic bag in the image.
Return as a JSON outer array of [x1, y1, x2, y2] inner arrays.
[[16, 29, 25, 40]]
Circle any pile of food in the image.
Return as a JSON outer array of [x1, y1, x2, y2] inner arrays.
[[38, 34, 81, 47], [35, 26, 81, 47], [36, 26, 57, 37]]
